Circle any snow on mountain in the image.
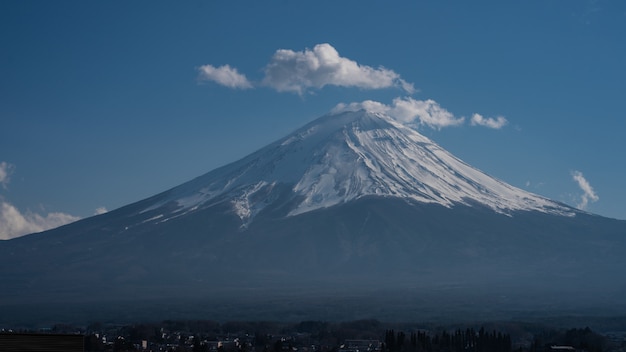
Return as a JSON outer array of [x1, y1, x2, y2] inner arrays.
[[142, 110, 575, 226]]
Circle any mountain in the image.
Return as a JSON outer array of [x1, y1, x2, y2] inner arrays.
[[1, 110, 626, 325], [134, 110, 574, 223]]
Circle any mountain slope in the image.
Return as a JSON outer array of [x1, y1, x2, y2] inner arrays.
[[1, 110, 625, 325]]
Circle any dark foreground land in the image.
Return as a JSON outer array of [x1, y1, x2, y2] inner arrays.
[[3, 318, 626, 352]]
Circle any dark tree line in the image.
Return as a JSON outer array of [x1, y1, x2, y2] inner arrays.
[[529, 327, 607, 352], [383, 327, 511, 352], [46, 319, 613, 352]]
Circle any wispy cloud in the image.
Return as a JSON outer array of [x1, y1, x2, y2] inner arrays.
[[198, 64, 253, 89], [391, 98, 464, 129], [199, 43, 414, 95], [94, 207, 108, 215], [571, 170, 599, 210], [470, 113, 508, 129], [0, 161, 14, 189], [333, 97, 466, 130]]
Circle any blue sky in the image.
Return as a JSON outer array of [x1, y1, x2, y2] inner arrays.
[[1, 1, 625, 239]]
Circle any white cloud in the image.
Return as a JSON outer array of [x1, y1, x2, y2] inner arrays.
[[392, 98, 464, 129], [198, 64, 253, 89], [262, 43, 415, 94], [333, 97, 464, 130], [0, 161, 80, 240], [571, 170, 599, 210], [0, 201, 80, 240], [197, 44, 508, 132], [0, 161, 14, 189], [470, 113, 508, 129], [94, 207, 108, 215], [332, 100, 388, 115]]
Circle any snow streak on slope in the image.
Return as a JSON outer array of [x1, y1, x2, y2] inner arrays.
[[142, 110, 574, 224]]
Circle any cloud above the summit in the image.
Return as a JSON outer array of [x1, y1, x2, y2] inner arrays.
[[198, 43, 414, 94], [333, 98, 463, 129], [333, 98, 508, 130]]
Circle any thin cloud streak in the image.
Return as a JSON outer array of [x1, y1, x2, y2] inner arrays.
[[470, 113, 508, 129], [572, 170, 599, 210], [0, 162, 14, 189]]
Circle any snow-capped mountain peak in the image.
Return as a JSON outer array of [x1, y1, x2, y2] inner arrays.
[[142, 110, 574, 225]]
